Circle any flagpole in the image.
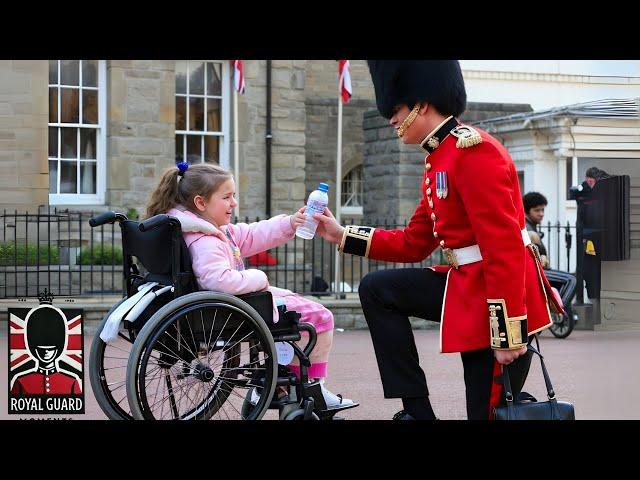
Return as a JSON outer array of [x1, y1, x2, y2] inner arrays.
[[334, 93, 343, 298], [233, 83, 239, 219]]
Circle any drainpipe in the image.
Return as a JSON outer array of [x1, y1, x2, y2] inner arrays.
[[266, 60, 272, 217]]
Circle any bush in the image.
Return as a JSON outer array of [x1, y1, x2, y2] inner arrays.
[[77, 244, 123, 265], [126, 207, 140, 220], [0, 243, 60, 266]]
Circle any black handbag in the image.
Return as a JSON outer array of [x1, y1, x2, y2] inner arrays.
[[493, 338, 575, 420]]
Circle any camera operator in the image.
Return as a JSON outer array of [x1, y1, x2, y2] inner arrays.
[[569, 167, 611, 301]]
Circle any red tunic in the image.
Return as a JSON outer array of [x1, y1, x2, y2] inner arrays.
[[11, 369, 82, 395], [368, 126, 557, 353]]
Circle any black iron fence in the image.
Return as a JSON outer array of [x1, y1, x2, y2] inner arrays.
[[537, 221, 576, 272], [0, 210, 576, 299], [0, 209, 122, 298]]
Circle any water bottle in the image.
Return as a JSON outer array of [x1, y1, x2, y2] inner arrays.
[[296, 182, 329, 240]]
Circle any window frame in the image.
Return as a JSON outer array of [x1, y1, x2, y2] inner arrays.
[[48, 60, 107, 206], [174, 60, 231, 168], [341, 164, 364, 216]]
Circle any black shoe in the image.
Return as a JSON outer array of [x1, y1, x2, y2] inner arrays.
[[392, 410, 416, 420]]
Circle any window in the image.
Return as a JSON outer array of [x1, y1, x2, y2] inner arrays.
[[517, 171, 525, 195], [48, 60, 106, 205], [566, 157, 574, 200], [175, 61, 230, 167], [342, 165, 363, 215]]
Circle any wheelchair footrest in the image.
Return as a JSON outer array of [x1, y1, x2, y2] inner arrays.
[[317, 401, 360, 414]]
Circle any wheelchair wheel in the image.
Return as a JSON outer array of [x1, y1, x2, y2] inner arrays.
[[549, 309, 575, 339], [89, 298, 135, 420], [126, 291, 278, 420]]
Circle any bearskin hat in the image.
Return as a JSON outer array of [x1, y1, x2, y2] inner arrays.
[[26, 306, 67, 354], [367, 60, 467, 119]]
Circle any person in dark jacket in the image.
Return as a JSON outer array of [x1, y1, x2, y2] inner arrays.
[[523, 191, 549, 268]]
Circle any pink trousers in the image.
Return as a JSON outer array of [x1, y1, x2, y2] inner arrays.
[[277, 294, 334, 379]]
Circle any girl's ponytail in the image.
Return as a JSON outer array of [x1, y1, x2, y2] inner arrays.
[[145, 167, 180, 218]]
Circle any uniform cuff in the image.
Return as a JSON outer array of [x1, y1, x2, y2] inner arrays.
[[488, 299, 528, 350], [338, 225, 375, 257]]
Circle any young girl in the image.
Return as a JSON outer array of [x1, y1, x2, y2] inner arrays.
[[145, 162, 354, 409]]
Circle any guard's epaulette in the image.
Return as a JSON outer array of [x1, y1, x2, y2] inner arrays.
[[450, 125, 482, 149]]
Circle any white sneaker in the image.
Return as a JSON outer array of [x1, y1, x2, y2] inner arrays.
[[320, 383, 355, 409], [249, 386, 260, 405], [250, 385, 293, 405]]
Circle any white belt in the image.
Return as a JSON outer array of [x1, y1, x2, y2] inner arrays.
[[445, 228, 531, 268]]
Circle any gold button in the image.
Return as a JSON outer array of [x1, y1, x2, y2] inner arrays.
[[431, 213, 436, 221], [425, 163, 432, 171], [429, 200, 434, 208], [426, 187, 432, 195], [433, 231, 438, 238], [440, 240, 445, 247], [426, 177, 431, 185]]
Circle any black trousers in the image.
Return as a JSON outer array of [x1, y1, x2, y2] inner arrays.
[[358, 268, 533, 420]]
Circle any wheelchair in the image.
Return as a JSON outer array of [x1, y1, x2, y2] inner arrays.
[[544, 269, 578, 339], [88, 211, 358, 420]]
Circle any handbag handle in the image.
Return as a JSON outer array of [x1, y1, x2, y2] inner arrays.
[[502, 335, 556, 404]]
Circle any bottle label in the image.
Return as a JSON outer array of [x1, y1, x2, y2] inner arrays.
[[305, 199, 326, 216]]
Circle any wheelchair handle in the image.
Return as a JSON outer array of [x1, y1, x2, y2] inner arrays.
[[89, 211, 128, 228], [139, 214, 175, 232]]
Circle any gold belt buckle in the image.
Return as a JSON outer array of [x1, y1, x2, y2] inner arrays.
[[442, 248, 459, 269]]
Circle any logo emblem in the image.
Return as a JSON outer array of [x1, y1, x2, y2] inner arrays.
[[8, 289, 85, 415]]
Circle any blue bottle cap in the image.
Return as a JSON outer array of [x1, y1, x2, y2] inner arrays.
[[318, 182, 330, 192]]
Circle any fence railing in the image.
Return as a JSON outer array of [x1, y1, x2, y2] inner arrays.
[[537, 221, 576, 272], [0, 210, 575, 299]]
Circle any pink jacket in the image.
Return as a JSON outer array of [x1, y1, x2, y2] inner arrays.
[[167, 208, 297, 319]]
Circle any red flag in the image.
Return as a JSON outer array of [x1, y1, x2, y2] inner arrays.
[[338, 60, 352, 103], [233, 60, 245, 94]]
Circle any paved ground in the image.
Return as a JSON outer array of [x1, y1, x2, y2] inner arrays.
[[1, 327, 639, 420]]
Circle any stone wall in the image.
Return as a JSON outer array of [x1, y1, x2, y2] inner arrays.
[[237, 60, 308, 218], [303, 60, 376, 214], [106, 60, 176, 213], [305, 97, 376, 211], [304, 60, 375, 102], [0, 60, 49, 212], [362, 111, 425, 222]]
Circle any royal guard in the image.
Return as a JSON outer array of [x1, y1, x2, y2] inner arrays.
[[312, 60, 563, 420], [10, 301, 82, 395]]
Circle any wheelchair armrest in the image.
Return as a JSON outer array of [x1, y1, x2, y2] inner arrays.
[[237, 291, 274, 325], [236, 290, 303, 337]]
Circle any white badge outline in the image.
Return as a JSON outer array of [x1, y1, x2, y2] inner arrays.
[[275, 341, 295, 365]]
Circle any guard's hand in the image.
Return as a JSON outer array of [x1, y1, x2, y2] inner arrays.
[[312, 207, 345, 244], [494, 346, 527, 365], [290, 207, 306, 231]]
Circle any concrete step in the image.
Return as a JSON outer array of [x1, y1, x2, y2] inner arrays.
[[594, 320, 640, 332]]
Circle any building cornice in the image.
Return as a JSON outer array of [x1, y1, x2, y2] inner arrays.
[[463, 69, 640, 86]]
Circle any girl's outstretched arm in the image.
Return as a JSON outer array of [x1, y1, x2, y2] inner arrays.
[[230, 211, 301, 257]]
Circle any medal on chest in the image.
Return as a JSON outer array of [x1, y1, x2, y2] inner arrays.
[[436, 171, 448, 199]]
